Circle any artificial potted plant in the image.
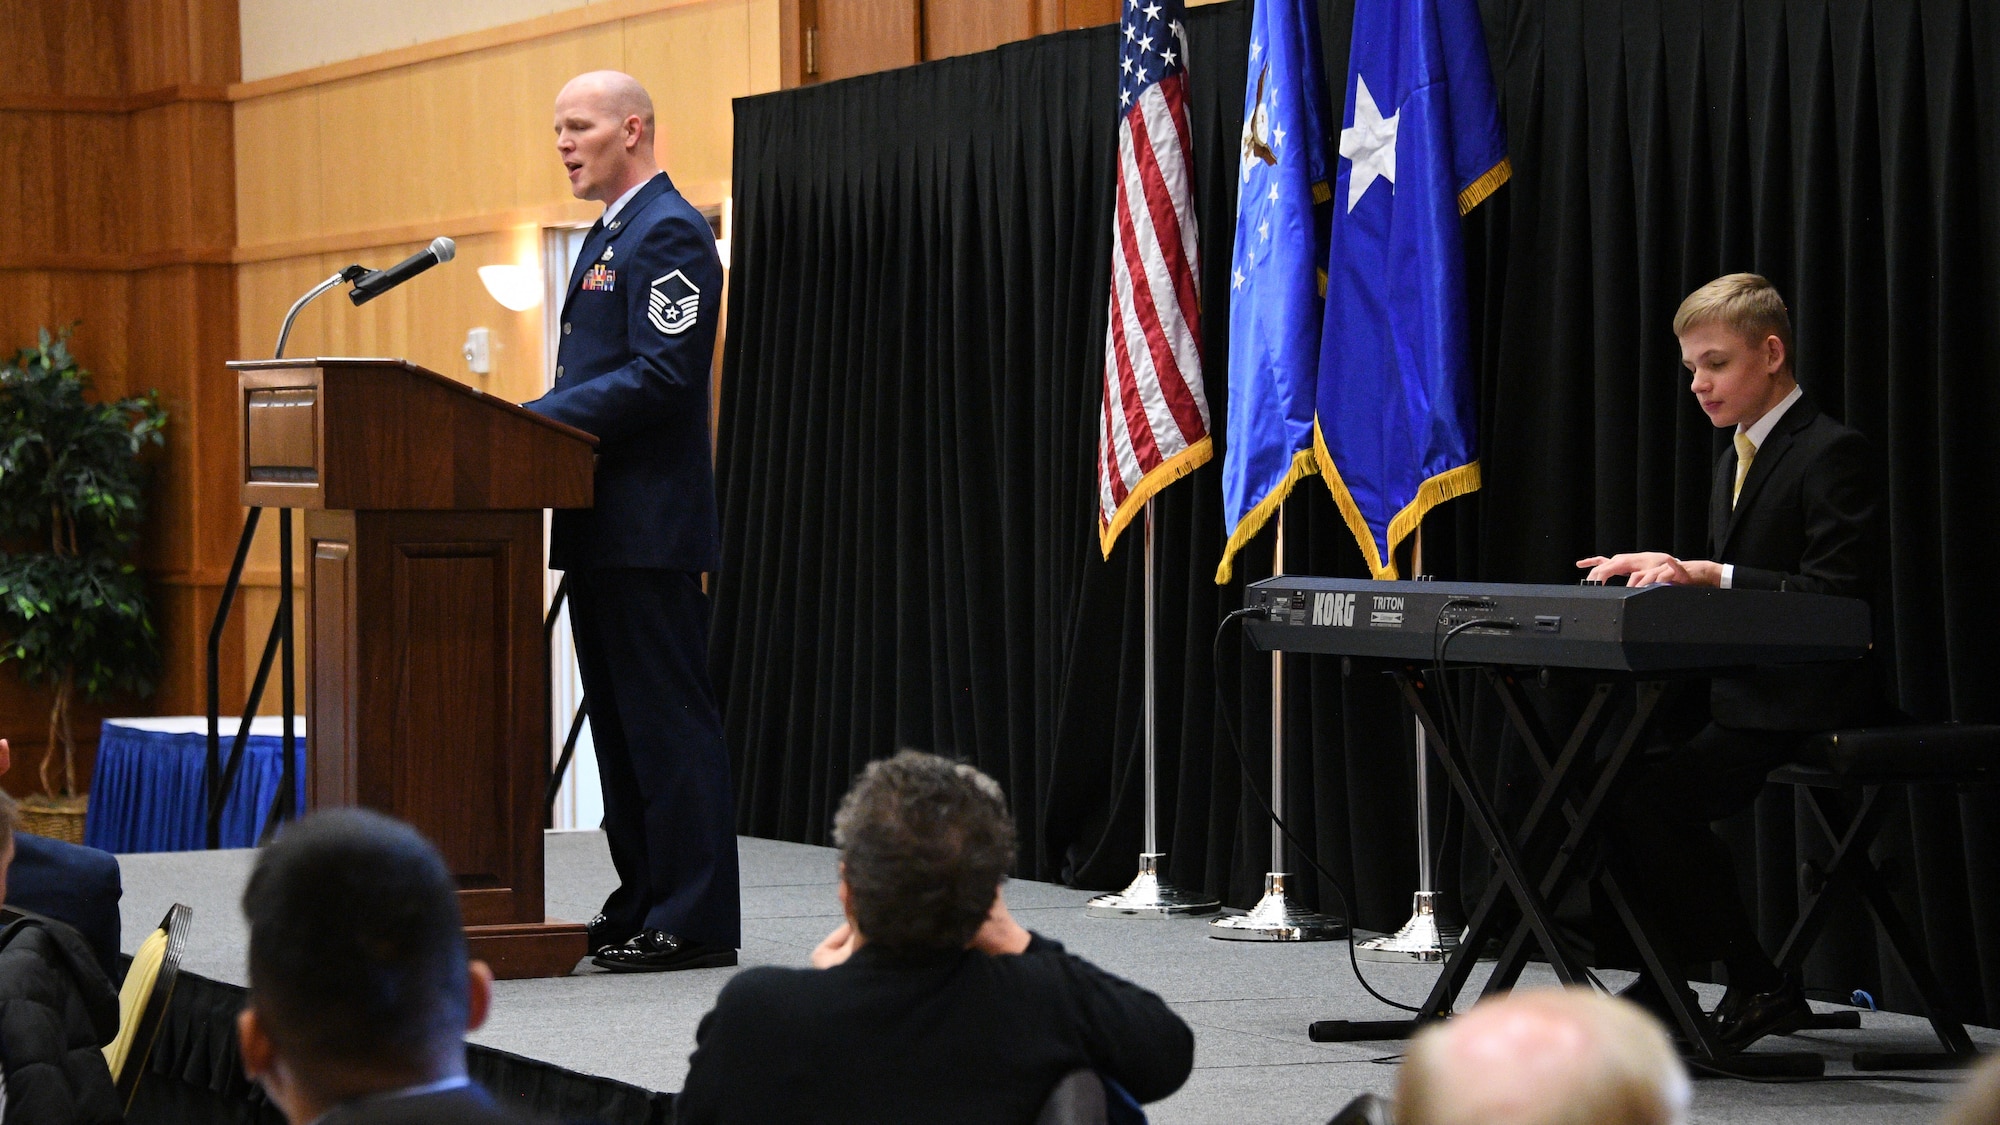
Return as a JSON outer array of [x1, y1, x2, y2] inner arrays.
[[0, 328, 165, 840]]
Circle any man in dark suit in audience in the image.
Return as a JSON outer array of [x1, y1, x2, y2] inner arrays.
[[1580, 273, 1886, 1050], [236, 809, 538, 1125], [0, 739, 122, 978], [674, 750, 1194, 1125]]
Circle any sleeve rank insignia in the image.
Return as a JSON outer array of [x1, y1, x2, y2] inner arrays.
[[648, 269, 700, 335]]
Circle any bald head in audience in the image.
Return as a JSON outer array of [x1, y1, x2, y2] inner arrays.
[[1399, 989, 1690, 1125], [553, 70, 660, 204]]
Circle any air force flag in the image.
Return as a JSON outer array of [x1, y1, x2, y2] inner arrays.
[[1314, 0, 1508, 578], [1215, 0, 1333, 584]]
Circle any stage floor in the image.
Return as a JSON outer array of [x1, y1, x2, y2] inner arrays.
[[119, 832, 1990, 1124]]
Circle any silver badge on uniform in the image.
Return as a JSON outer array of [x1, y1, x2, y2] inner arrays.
[[648, 270, 700, 336]]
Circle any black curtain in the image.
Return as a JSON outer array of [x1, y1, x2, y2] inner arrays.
[[716, 0, 2000, 1022]]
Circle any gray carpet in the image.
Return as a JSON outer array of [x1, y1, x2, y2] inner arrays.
[[117, 832, 1989, 1124]]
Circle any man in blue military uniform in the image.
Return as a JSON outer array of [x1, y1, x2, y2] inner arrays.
[[525, 70, 738, 972]]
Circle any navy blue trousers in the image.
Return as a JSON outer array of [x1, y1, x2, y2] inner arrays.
[[567, 568, 740, 947]]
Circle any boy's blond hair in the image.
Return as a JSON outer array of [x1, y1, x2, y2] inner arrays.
[[1673, 273, 1792, 372]]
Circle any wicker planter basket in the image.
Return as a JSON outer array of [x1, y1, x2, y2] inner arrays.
[[18, 794, 87, 844]]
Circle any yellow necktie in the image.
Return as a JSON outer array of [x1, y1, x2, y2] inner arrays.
[[1732, 431, 1757, 508]]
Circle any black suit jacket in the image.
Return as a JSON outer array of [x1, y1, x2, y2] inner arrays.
[[315, 1083, 538, 1125], [672, 934, 1194, 1125], [1706, 394, 1886, 730], [525, 172, 724, 573]]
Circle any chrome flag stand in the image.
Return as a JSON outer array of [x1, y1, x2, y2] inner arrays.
[[1088, 502, 1220, 919], [1212, 512, 1343, 940], [1358, 527, 1458, 961]]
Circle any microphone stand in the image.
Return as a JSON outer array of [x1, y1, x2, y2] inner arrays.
[[205, 264, 364, 848], [275, 265, 367, 359]]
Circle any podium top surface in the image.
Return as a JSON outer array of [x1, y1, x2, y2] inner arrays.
[[231, 356, 596, 511], [229, 357, 596, 446]]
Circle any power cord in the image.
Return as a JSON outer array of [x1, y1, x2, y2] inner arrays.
[[1211, 607, 1423, 1014]]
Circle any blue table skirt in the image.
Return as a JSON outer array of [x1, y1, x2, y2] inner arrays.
[[83, 718, 307, 853]]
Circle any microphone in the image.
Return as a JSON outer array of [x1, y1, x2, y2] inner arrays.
[[348, 237, 456, 305]]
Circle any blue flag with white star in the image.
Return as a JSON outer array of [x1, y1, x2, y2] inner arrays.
[[1314, 0, 1508, 578], [1215, 0, 1333, 584]]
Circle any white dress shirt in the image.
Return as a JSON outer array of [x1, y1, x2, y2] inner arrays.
[[601, 173, 659, 226]]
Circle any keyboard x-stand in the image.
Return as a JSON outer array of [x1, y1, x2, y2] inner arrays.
[[1244, 577, 1873, 1077]]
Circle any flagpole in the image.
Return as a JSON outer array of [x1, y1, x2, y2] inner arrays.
[[1357, 523, 1458, 961], [1087, 500, 1219, 919], [1211, 508, 1343, 940]]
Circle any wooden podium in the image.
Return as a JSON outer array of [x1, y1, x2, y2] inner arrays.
[[230, 357, 597, 979]]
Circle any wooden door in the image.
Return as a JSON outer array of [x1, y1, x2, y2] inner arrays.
[[796, 0, 921, 83]]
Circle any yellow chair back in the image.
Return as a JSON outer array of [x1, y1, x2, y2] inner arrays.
[[103, 925, 168, 1080], [103, 903, 191, 1111]]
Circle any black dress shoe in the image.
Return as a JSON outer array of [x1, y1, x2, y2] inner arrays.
[[1712, 977, 1811, 1051], [591, 930, 738, 973], [587, 913, 637, 955]]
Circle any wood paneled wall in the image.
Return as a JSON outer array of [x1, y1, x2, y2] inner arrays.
[[233, 0, 778, 392], [230, 0, 782, 715], [0, 0, 240, 794], [785, 0, 1123, 83]]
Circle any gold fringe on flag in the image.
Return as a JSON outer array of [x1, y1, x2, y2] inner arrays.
[[1098, 436, 1214, 559], [1312, 419, 1481, 579], [1456, 157, 1512, 216], [1214, 448, 1318, 584]]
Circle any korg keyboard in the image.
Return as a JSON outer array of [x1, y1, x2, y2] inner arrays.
[[1243, 577, 1870, 672]]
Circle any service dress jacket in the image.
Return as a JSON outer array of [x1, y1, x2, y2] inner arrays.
[[526, 172, 724, 573]]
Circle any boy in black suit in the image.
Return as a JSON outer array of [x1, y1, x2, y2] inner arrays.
[[1580, 273, 1884, 1050]]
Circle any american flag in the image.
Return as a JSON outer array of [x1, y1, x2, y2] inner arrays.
[[1096, 0, 1212, 557]]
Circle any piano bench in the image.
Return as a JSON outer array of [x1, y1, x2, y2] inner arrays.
[[1771, 722, 2000, 787], [1766, 722, 2000, 1070]]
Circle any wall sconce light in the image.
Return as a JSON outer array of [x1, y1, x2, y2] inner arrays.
[[478, 264, 542, 311]]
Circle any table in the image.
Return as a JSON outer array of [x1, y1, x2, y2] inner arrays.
[[83, 716, 305, 853]]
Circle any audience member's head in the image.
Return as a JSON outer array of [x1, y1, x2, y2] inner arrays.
[[1399, 988, 1690, 1125], [1940, 1051, 2000, 1125], [237, 809, 492, 1124], [832, 750, 1016, 954]]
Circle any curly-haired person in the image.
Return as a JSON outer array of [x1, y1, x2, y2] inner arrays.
[[674, 750, 1193, 1125]]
